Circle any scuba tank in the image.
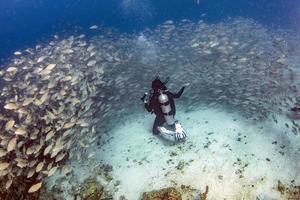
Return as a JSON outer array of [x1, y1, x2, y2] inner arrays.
[[157, 90, 187, 142], [158, 90, 175, 126]]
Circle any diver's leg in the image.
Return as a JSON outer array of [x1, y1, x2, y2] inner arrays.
[[152, 117, 160, 135], [152, 116, 164, 135]]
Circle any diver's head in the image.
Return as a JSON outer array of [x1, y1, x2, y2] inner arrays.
[[152, 76, 167, 92]]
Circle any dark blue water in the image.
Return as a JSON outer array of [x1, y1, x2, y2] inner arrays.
[[0, 0, 299, 64]]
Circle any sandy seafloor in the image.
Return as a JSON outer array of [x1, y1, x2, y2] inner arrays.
[[47, 104, 300, 200]]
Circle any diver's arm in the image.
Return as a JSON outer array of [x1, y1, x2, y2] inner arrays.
[[172, 83, 190, 98], [173, 87, 185, 98], [144, 102, 153, 112], [141, 92, 152, 112], [144, 97, 154, 112]]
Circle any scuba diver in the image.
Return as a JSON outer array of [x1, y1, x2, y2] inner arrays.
[[141, 76, 189, 141]]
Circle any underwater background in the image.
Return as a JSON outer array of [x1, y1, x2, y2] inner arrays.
[[1, 0, 300, 200], [0, 0, 300, 64]]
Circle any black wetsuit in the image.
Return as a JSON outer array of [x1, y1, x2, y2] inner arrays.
[[144, 87, 185, 135]]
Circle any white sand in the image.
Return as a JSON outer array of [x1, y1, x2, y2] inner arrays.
[[49, 106, 300, 199], [89, 106, 300, 199]]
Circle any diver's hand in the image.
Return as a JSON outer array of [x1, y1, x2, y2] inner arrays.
[[141, 92, 148, 102], [183, 83, 190, 87]]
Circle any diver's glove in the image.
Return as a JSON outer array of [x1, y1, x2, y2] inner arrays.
[[183, 82, 190, 88], [141, 92, 148, 103]]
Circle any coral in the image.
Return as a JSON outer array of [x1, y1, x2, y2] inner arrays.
[[286, 186, 300, 199], [200, 186, 209, 200], [277, 180, 285, 195], [141, 187, 182, 200], [80, 178, 104, 200]]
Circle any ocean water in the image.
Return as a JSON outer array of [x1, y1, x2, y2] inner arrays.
[[1, 1, 300, 200], [0, 0, 299, 64]]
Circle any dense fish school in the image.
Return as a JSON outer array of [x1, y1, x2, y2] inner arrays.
[[0, 18, 299, 195]]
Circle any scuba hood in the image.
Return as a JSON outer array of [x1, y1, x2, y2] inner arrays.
[[151, 76, 169, 91]]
